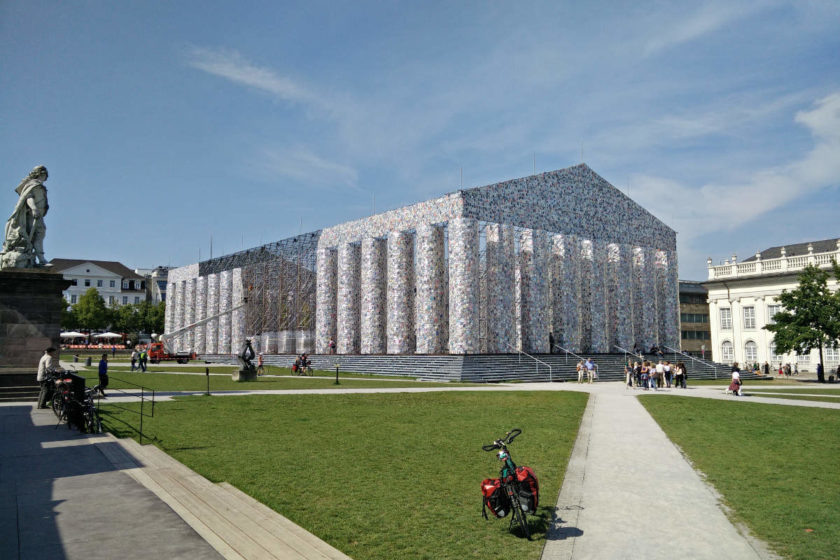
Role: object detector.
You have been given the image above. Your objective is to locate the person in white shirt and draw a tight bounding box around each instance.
[37,347,63,408]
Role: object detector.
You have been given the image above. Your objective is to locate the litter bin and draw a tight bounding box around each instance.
[85,356,92,367]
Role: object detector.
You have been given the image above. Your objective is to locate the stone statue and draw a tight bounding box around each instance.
[1,165,50,269]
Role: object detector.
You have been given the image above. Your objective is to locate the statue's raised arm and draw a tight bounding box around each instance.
[1,165,49,269]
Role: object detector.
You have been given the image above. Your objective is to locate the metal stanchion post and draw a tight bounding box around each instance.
[206,367,210,396]
[335,362,340,385]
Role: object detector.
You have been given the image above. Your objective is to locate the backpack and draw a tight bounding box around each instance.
[481,478,510,519]
[515,466,539,513]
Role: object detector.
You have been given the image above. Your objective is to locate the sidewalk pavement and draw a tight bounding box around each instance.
[542,384,781,560]
[0,403,223,560]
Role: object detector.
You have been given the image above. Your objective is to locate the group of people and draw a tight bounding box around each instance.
[624,360,688,390]
[292,353,312,373]
[130,347,148,372]
[575,358,599,383]
[36,347,109,408]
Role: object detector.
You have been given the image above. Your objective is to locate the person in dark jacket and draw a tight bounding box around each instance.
[98,353,109,397]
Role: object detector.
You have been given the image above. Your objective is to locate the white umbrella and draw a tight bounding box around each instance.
[94,332,123,339]
[60,331,86,338]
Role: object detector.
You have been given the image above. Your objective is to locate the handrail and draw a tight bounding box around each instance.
[614,345,643,363]
[502,342,552,382]
[90,375,156,443]
[662,345,719,379]
[553,344,585,364]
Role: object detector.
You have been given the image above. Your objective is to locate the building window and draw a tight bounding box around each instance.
[122,296,128,305]
[71,278,78,286]
[680,313,709,323]
[97,279,103,287]
[681,330,710,340]
[70,295,77,304]
[123,280,129,289]
[110,280,116,288]
[797,353,810,363]
[744,341,758,363]
[109,296,115,305]
[721,341,734,363]
[134,296,140,304]
[769,343,782,363]
[767,304,781,325]
[84,279,90,287]
[720,308,732,330]
[826,347,839,363]
[743,306,755,329]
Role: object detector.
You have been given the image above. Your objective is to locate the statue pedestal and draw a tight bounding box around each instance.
[0,269,71,368]
[232,367,258,382]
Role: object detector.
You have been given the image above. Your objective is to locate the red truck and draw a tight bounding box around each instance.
[147,341,196,364]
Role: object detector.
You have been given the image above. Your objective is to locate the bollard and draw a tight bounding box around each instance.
[205,367,210,396]
[335,363,340,385]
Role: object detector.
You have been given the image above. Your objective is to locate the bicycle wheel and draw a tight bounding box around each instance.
[509,491,530,539]
[88,408,103,434]
[51,393,65,419]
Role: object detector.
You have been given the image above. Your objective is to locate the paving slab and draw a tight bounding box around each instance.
[542,386,778,560]
[0,403,222,560]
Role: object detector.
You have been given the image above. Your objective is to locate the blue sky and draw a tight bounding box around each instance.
[2,1,838,280]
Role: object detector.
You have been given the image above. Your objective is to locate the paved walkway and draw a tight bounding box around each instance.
[4,379,837,559]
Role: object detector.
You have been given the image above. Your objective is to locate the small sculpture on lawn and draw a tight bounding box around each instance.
[1,165,51,269]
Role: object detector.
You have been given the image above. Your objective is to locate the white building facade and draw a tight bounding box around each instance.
[50,259,147,307]
[704,239,840,371]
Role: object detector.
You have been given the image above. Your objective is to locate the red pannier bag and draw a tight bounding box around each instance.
[481,478,510,519]
[515,466,539,514]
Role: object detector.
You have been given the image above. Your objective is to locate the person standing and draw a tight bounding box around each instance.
[139,347,147,372]
[98,353,109,397]
[585,358,596,384]
[663,361,672,388]
[257,352,265,375]
[576,360,584,383]
[37,347,63,408]
[130,348,138,372]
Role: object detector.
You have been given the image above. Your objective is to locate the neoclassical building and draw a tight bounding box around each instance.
[704,238,840,370]
[165,164,679,356]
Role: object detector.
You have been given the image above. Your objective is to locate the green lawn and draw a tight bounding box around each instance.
[640,396,840,560]
[749,388,840,395]
[745,394,840,404]
[79,371,468,392]
[101,391,588,560]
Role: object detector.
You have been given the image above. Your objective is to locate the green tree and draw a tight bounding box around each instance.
[60,298,77,330]
[134,300,165,335]
[112,302,141,333]
[764,261,840,382]
[74,288,110,332]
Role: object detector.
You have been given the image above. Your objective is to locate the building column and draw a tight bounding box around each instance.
[519,228,550,353]
[589,240,608,353]
[614,244,634,350]
[555,234,581,353]
[578,240,593,352]
[194,276,207,354]
[633,247,657,351]
[315,246,338,354]
[173,281,185,352]
[448,217,479,354]
[663,249,680,350]
[205,273,219,354]
[230,268,245,353]
[164,281,176,335]
[337,243,361,354]
[218,270,232,354]
[415,224,446,354]
[485,224,516,353]
[360,237,386,354]
[387,230,415,354]
[183,278,195,352]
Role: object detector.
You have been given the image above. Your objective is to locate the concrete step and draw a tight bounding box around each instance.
[116,437,350,560]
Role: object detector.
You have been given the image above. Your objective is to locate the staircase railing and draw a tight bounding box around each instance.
[553,344,585,364]
[503,342,553,382]
[662,345,719,379]
[614,345,643,364]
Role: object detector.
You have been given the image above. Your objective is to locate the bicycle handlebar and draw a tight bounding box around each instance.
[482,428,522,451]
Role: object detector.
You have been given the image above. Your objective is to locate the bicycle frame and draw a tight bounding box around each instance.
[482,429,531,539]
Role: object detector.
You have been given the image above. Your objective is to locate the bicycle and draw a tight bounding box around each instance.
[79,386,103,434]
[482,429,537,539]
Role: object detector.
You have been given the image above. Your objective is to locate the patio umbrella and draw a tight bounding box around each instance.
[94,332,123,339]
[60,331,86,338]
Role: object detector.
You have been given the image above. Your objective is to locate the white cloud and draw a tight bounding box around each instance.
[253,146,358,190]
[643,2,772,55]
[631,92,840,240]
[185,45,320,107]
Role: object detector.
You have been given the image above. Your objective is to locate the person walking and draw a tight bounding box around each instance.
[257,353,265,376]
[37,347,63,408]
[139,347,147,372]
[98,353,109,397]
[663,361,672,388]
[585,358,596,384]
[576,360,585,383]
[130,348,138,372]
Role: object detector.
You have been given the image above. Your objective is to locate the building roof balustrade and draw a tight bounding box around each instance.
[707,245,840,280]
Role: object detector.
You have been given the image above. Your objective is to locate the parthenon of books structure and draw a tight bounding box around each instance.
[165,164,679,355]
